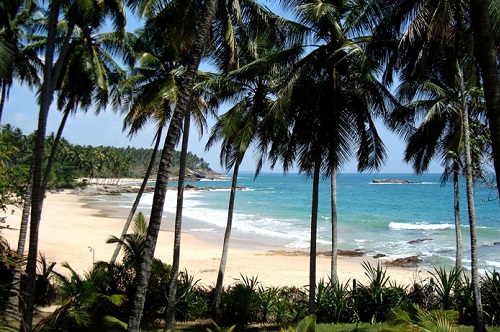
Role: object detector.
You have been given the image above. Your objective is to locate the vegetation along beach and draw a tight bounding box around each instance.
[1,0,500,331]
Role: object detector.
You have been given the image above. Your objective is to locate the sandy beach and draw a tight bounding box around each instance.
[1,190,430,288]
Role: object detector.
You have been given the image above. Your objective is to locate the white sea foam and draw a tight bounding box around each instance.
[388,222,453,230]
[485,260,500,268]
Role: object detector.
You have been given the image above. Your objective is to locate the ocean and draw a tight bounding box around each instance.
[93,172,499,273]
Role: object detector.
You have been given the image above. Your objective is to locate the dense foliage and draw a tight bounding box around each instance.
[2,230,500,331]
[0,125,213,191]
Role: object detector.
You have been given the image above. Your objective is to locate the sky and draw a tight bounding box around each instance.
[1,0,442,175]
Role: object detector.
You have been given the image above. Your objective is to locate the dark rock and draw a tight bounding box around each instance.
[373,253,387,259]
[372,179,421,184]
[408,238,433,244]
[384,256,422,267]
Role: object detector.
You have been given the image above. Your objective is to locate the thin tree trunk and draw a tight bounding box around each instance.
[211,157,242,316]
[4,164,32,327]
[330,166,338,283]
[462,97,486,332]
[452,162,463,270]
[41,108,70,193]
[165,115,191,331]
[470,0,500,200]
[0,81,6,123]
[111,127,163,264]
[126,1,218,330]
[309,162,320,314]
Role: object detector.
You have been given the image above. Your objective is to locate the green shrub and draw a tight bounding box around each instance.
[218,275,261,327]
[174,269,209,321]
[352,262,408,323]
[315,278,352,323]
[481,269,500,326]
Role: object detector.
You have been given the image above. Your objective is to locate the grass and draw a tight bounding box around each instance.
[155,321,500,332]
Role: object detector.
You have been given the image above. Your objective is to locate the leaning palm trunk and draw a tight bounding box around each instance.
[309,161,320,314]
[41,106,71,193]
[452,162,462,270]
[0,81,6,123]
[111,127,163,264]
[211,156,242,315]
[330,166,338,283]
[462,98,486,332]
[24,0,76,327]
[470,0,500,200]
[165,115,191,331]
[126,1,218,330]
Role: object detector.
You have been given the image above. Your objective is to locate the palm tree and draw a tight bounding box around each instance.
[269,0,398,313]
[369,2,488,329]
[204,7,302,313]
[126,0,218,330]
[23,0,125,328]
[469,0,500,201]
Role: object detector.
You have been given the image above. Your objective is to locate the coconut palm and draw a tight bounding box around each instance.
[204,6,304,314]
[126,0,218,329]
[23,0,126,328]
[369,2,489,329]
[205,73,273,315]
[269,0,398,313]
[469,0,500,200]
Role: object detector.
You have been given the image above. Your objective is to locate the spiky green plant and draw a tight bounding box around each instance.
[280,315,316,332]
[481,269,500,326]
[381,304,459,332]
[429,267,462,310]
[315,278,352,323]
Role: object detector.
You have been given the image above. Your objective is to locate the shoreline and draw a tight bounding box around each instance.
[2,190,431,288]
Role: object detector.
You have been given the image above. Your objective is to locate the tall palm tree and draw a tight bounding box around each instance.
[270,0,398,313]
[23,0,125,328]
[369,1,489,329]
[470,0,500,201]
[126,0,218,330]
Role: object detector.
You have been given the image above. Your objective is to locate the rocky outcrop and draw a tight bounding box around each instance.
[372,179,421,184]
[408,238,433,244]
[384,256,422,267]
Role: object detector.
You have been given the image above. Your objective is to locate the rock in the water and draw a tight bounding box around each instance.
[408,238,433,244]
[384,256,422,267]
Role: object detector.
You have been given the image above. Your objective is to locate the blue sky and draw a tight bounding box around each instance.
[2,0,442,174]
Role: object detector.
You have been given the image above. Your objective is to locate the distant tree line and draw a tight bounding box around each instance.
[0,125,212,194]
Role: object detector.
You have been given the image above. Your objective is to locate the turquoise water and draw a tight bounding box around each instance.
[103,172,499,272]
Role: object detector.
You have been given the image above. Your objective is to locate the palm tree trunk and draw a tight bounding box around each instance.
[5,164,33,327]
[470,0,500,200]
[309,161,320,314]
[110,127,163,264]
[462,97,486,332]
[41,107,70,193]
[0,81,6,123]
[23,2,60,328]
[126,1,218,330]
[165,114,191,331]
[330,166,338,283]
[452,162,463,270]
[211,157,242,316]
